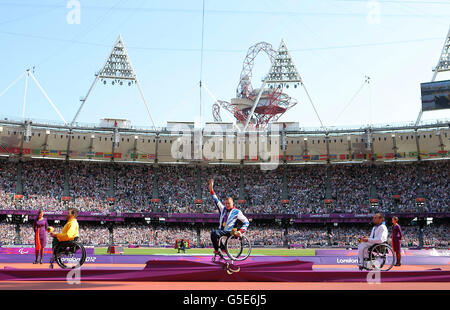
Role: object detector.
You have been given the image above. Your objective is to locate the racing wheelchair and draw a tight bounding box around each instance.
[361,242,395,272]
[212,230,252,273]
[49,237,86,269]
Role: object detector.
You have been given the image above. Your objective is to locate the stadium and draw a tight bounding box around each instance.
[0,1,448,295]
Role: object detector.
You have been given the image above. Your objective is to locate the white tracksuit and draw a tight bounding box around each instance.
[358,223,388,267]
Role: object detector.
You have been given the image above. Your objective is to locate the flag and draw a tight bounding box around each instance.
[384,153,394,159]
[104,153,113,158]
[59,150,67,156]
[40,150,49,156]
[95,152,103,158]
[113,153,122,159]
[49,150,59,156]
[319,154,328,161]
[7,147,21,154]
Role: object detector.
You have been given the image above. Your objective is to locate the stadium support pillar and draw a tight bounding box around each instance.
[281,165,288,200]
[369,165,378,212]
[283,227,288,248]
[416,162,424,213]
[108,164,115,212]
[63,161,70,198]
[108,223,114,246]
[196,226,201,246]
[392,134,398,159]
[14,224,21,245]
[418,219,425,249]
[414,129,421,161]
[63,130,72,203]
[238,160,245,201]
[154,134,160,164]
[196,165,202,202]
[15,160,23,195]
[65,130,72,162]
[326,224,333,247]
[325,166,332,213]
[325,133,330,164]
[152,165,159,211]
[437,130,445,151]
[347,135,352,160]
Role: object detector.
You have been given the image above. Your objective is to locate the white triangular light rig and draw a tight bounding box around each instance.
[99,35,136,84]
[244,39,324,130]
[415,26,450,126]
[266,39,303,90]
[71,34,156,129]
[433,27,450,76]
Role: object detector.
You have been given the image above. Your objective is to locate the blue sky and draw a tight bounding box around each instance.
[0,0,449,128]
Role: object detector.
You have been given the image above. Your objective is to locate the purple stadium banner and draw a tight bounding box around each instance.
[0,247,95,255]
[0,209,448,223]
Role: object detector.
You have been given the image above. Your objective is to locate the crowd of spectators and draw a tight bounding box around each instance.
[2,221,447,248]
[0,222,16,245]
[0,158,448,215]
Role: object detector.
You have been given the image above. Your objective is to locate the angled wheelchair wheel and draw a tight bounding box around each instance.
[369,243,395,272]
[55,241,86,269]
[225,235,251,261]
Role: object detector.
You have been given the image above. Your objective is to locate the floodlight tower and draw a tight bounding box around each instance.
[213,39,324,130]
[415,26,450,125]
[71,35,156,129]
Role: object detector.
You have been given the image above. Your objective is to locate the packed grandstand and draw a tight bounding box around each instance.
[0,155,448,249]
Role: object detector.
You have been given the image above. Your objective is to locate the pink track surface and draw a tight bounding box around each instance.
[0,262,449,290]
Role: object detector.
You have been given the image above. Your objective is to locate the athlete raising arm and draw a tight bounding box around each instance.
[208,179,250,256]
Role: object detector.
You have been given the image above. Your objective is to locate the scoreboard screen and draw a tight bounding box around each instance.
[421,79,450,111]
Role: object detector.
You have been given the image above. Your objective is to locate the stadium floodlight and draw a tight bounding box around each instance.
[134,135,138,140]
[416,26,450,125]
[0,126,3,132]
[91,134,95,138]
[45,130,50,135]
[303,137,308,141]
[24,121,32,142]
[391,134,395,137]
[71,34,156,130]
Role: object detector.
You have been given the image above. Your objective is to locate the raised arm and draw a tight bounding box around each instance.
[209,179,224,213]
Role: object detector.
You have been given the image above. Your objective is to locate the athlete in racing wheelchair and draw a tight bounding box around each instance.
[357,213,395,271]
[208,179,251,262]
[49,208,86,269]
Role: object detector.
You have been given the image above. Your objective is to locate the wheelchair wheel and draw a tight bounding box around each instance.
[369,243,395,271]
[225,235,251,261]
[55,241,86,269]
